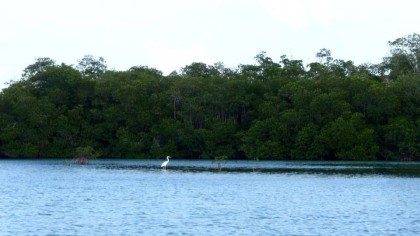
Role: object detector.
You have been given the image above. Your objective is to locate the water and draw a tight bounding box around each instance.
[1,160,420,235]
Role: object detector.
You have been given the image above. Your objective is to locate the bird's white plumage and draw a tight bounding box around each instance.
[161,156,171,168]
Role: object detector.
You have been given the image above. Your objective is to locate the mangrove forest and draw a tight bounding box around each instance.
[0,33,419,161]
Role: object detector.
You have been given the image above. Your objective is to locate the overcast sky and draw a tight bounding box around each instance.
[1,0,419,89]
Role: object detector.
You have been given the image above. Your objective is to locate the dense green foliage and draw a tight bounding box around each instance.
[1,34,419,160]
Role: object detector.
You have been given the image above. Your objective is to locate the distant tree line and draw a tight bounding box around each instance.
[0,34,419,161]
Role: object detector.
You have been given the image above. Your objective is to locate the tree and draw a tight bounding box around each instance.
[77,55,107,79]
[27,64,88,107]
[384,117,420,161]
[291,123,319,160]
[241,118,287,160]
[1,34,417,160]
[255,51,282,80]
[314,113,378,160]
[22,57,56,79]
[309,91,351,125]
[0,84,58,157]
[202,119,240,159]
[316,48,333,64]
[280,55,305,77]
[149,119,183,158]
[129,66,163,78]
[383,33,420,80]
[181,62,219,78]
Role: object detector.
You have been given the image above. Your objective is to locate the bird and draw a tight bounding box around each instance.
[161,156,171,169]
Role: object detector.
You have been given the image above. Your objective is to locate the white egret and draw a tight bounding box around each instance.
[161,156,171,169]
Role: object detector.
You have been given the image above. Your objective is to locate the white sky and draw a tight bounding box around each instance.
[1,0,419,89]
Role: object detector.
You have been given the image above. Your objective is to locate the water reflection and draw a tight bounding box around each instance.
[93,160,420,177]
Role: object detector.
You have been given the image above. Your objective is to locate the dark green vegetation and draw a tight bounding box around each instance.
[0,34,419,161]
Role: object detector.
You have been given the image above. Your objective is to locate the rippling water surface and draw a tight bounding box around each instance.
[1,160,419,235]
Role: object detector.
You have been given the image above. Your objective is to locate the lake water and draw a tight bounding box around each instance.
[1,160,420,235]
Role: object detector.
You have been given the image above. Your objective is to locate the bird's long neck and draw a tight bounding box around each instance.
[167,157,170,161]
